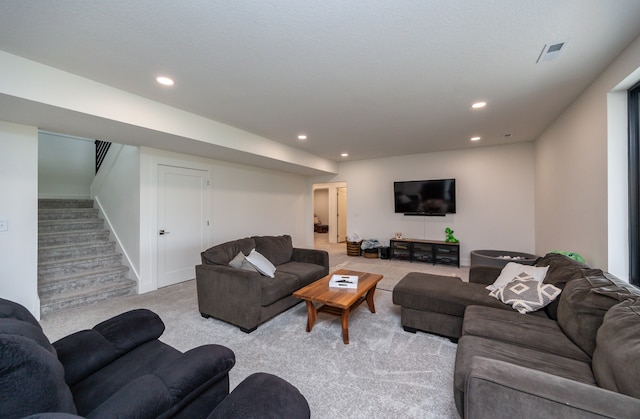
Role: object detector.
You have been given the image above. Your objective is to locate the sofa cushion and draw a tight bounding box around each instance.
[486,262,549,292]
[489,278,561,314]
[0,334,77,417]
[253,235,293,266]
[592,298,640,398]
[462,306,590,362]
[535,253,591,320]
[261,271,300,306]
[454,335,596,416]
[276,261,327,287]
[536,253,589,287]
[557,272,640,357]
[202,238,255,265]
[245,249,277,278]
[70,340,182,416]
[0,318,56,355]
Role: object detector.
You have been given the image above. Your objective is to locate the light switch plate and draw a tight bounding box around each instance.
[0,219,8,232]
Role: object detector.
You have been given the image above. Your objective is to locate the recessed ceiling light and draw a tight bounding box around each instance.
[470,136,481,141]
[156,76,174,86]
[341,153,349,157]
[471,102,486,109]
[297,134,307,140]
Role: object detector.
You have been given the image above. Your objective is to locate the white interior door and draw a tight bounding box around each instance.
[157,165,208,288]
[337,187,347,242]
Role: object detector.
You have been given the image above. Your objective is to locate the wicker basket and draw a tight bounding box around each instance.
[346,240,363,256]
[363,248,379,259]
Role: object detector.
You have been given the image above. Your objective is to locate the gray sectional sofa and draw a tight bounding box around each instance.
[393,253,640,418]
[196,235,329,332]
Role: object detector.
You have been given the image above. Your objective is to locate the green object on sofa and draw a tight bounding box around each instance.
[196,235,329,333]
[551,249,586,263]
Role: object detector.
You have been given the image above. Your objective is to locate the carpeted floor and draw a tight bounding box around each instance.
[40,238,466,418]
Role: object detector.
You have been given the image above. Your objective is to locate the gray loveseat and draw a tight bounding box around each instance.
[196,235,329,332]
[393,253,640,418]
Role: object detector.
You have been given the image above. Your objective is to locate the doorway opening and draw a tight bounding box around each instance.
[312,182,347,245]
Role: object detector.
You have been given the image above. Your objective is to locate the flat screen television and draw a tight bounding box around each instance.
[394,179,456,215]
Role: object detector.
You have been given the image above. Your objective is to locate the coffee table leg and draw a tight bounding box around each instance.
[305,301,317,332]
[341,309,349,344]
[365,287,377,313]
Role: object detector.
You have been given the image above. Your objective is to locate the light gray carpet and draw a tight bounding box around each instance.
[40,256,463,418]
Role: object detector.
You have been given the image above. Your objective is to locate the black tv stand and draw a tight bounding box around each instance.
[389,238,460,267]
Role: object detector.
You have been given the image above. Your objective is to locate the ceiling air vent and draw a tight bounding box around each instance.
[537,40,569,63]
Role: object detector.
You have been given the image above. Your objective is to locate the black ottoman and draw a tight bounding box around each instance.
[392,272,509,341]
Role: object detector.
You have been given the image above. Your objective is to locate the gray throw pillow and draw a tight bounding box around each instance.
[490,278,561,314]
[228,251,258,273]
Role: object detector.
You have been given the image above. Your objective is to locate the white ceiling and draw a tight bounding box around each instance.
[2,1,640,164]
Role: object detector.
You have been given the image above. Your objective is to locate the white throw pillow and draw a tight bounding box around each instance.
[486,262,549,292]
[228,251,258,272]
[245,249,276,278]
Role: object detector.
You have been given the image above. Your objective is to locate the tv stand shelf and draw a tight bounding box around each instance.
[389,238,460,268]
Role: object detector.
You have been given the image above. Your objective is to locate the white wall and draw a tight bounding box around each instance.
[313,189,329,225]
[313,142,536,265]
[38,132,94,198]
[0,121,39,316]
[91,144,141,285]
[138,147,309,293]
[535,35,640,272]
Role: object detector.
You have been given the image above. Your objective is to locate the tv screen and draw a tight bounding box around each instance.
[394,179,456,215]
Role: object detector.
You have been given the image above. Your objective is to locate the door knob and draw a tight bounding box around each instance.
[159,229,170,235]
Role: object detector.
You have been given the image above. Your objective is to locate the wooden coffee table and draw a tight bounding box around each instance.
[292,269,383,344]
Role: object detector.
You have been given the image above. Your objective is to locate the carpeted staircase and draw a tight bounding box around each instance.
[38,199,136,315]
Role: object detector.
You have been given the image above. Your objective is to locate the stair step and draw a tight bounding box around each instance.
[38,253,124,279]
[39,265,130,294]
[39,229,111,247]
[40,279,137,315]
[37,198,136,315]
[39,241,116,262]
[39,219,104,233]
[38,199,94,209]
[39,208,100,220]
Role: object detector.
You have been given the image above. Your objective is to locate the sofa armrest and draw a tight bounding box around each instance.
[468,266,502,285]
[208,372,310,419]
[86,345,235,419]
[53,309,165,386]
[465,357,640,419]
[195,264,264,330]
[292,248,329,271]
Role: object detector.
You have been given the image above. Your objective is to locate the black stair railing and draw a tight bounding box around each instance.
[95,140,112,174]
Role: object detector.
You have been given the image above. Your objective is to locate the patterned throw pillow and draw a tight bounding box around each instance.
[490,278,561,314]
